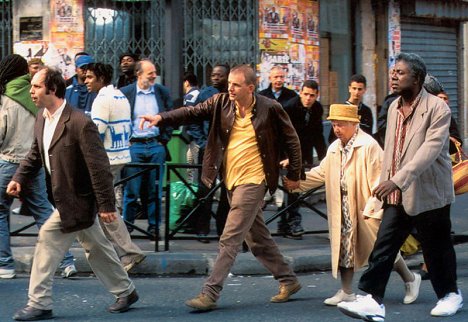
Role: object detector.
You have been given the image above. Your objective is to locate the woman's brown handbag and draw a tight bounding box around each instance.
[450,137,468,195]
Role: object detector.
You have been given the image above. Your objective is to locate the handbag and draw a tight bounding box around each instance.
[450,137,468,195]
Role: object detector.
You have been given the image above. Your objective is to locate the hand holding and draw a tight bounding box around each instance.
[372,180,398,201]
[139,114,162,130]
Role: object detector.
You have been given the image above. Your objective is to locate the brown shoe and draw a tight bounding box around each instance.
[108,290,139,313]
[122,254,146,272]
[185,293,217,311]
[270,281,302,303]
[13,306,53,321]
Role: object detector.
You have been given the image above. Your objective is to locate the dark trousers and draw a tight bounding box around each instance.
[359,204,457,300]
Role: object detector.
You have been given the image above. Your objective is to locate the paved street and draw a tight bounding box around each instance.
[1,248,468,322]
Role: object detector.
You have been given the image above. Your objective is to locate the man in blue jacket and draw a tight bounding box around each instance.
[120,59,173,239]
[65,55,97,113]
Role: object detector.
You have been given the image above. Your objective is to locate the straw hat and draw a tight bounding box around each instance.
[327,104,360,123]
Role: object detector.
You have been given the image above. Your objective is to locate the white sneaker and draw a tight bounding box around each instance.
[324,289,356,306]
[403,272,421,304]
[0,267,16,279]
[61,264,77,278]
[338,294,385,322]
[430,289,463,317]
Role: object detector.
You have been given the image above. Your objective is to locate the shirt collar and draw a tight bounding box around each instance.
[43,100,66,121]
[137,83,154,95]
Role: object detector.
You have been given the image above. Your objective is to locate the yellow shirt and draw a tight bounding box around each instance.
[224,97,265,190]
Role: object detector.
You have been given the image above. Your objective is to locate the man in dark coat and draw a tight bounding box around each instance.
[9,67,137,321]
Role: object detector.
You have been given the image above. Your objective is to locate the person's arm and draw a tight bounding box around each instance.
[390,102,451,192]
[79,119,116,214]
[90,95,109,141]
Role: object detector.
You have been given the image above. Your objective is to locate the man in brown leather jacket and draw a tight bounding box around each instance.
[140,65,302,311]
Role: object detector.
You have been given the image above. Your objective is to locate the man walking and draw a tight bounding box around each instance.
[0,54,76,280]
[140,64,302,311]
[281,80,326,239]
[120,59,173,239]
[338,53,462,321]
[85,62,146,272]
[8,67,138,321]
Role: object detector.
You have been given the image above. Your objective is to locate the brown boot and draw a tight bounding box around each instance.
[271,281,302,303]
[185,293,217,311]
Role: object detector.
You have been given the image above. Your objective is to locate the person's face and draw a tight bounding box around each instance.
[348,81,366,103]
[28,64,42,77]
[437,93,449,105]
[390,61,418,96]
[332,120,357,144]
[84,70,105,93]
[269,68,285,91]
[120,56,136,73]
[137,61,157,89]
[211,66,228,90]
[30,70,52,108]
[228,71,254,103]
[76,66,88,82]
[300,87,318,108]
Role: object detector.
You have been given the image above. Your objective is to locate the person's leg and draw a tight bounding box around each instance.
[27,211,77,310]
[285,192,304,238]
[0,161,17,273]
[358,205,413,302]
[414,204,458,299]
[244,196,297,285]
[146,142,166,230]
[100,165,144,260]
[215,183,229,236]
[201,184,265,301]
[76,217,135,297]
[123,144,144,225]
[340,267,354,294]
[23,168,75,270]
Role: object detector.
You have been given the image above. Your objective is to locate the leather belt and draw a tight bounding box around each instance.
[130,137,157,143]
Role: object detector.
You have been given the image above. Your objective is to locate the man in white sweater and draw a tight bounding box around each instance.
[85,63,146,272]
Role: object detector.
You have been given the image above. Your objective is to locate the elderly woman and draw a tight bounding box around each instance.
[284,104,420,306]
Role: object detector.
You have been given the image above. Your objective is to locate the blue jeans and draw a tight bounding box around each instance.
[123,141,166,228]
[0,160,74,269]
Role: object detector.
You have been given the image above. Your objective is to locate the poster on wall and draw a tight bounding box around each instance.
[258,0,319,91]
[388,0,401,68]
[13,0,85,80]
[50,0,85,79]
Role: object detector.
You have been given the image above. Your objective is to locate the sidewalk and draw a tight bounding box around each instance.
[9,192,468,276]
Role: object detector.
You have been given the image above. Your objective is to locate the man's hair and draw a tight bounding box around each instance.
[423,74,444,95]
[349,74,367,86]
[302,80,319,91]
[43,67,66,99]
[230,64,257,86]
[395,52,427,86]
[213,64,230,76]
[0,54,29,95]
[134,58,155,75]
[270,65,284,74]
[183,72,198,87]
[119,52,139,63]
[86,63,113,86]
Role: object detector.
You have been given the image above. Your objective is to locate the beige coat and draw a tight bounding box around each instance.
[296,129,382,278]
[383,88,454,215]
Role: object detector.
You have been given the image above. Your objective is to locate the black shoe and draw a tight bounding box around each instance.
[285,220,304,238]
[277,220,288,235]
[13,306,53,321]
[108,290,139,313]
[147,226,159,241]
[197,234,210,244]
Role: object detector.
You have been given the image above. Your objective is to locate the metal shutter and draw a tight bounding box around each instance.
[401,18,459,120]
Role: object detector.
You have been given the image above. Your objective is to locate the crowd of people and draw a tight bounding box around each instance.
[0,50,463,321]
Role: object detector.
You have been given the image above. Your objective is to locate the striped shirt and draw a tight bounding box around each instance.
[387,90,422,205]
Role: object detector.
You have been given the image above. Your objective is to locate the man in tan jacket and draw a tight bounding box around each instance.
[338,53,461,321]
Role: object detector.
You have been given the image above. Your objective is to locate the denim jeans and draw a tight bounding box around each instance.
[123,141,166,228]
[0,160,74,270]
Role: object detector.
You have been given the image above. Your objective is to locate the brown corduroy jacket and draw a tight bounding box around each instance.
[13,104,115,233]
